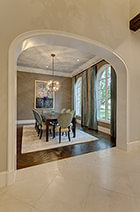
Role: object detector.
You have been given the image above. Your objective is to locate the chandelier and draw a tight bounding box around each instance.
[47,53,60,92]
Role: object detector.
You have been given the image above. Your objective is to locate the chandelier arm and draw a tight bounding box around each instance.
[47,53,60,92]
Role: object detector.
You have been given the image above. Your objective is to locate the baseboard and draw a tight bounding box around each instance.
[0,170,16,188]
[17,119,35,125]
[98,126,110,135]
[127,140,140,151]
[7,170,16,186]
[0,172,7,187]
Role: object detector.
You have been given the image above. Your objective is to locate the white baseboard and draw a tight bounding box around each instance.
[0,172,7,187]
[7,170,16,186]
[127,140,140,151]
[76,121,110,135]
[0,170,16,188]
[17,119,35,125]
[98,126,110,135]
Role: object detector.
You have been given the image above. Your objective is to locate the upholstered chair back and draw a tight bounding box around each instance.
[60,108,66,113]
[57,112,72,129]
[66,109,71,113]
[32,109,42,126]
[71,110,75,118]
[32,109,36,121]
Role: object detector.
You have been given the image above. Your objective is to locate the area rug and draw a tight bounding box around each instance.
[22,125,98,153]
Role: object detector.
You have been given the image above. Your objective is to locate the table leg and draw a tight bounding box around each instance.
[46,121,49,142]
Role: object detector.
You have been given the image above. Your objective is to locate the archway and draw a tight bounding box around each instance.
[8,30,128,184]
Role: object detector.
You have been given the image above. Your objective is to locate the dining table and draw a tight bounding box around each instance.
[41,112,76,142]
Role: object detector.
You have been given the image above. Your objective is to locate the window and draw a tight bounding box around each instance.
[75,77,82,116]
[97,66,111,122]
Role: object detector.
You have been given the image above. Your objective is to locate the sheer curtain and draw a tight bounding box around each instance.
[88,65,98,130]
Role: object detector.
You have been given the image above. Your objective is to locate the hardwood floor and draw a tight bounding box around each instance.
[17,125,116,169]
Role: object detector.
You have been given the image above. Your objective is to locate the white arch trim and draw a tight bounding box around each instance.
[8,30,128,185]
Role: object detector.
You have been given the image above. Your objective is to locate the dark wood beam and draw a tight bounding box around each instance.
[130,13,140,31]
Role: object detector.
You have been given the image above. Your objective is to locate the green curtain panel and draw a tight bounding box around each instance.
[81,70,88,126]
[88,66,98,130]
[111,67,117,138]
[72,76,76,110]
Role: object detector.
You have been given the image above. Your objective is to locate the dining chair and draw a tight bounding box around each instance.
[32,109,53,139]
[61,109,76,137]
[55,112,72,143]
[71,110,75,118]
[60,108,71,136]
[66,109,71,112]
[69,110,76,137]
[32,109,40,135]
[60,108,66,113]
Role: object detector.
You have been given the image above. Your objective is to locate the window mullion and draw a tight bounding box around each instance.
[98,81,100,119]
[105,71,108,121]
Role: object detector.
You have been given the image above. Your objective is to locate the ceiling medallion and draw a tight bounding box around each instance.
[47,53,60,92]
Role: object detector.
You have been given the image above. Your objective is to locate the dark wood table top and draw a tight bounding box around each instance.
[41,112,60,122]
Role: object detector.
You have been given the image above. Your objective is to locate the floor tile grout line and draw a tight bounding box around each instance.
[32,173,58,206]
[1,174,58,209]
[95,183,138,199]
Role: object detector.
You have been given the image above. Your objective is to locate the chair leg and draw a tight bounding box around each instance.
[35,122,37,130]
[40,127,43,139]
[53,125,55,138]
[59,127,61,143]
[36,124,40,136]
[38,127,40,136]
[68,127,71,142]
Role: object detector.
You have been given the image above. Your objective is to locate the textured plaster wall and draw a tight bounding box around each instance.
[130,0,140,19]
[0,0,140,171]
[17,71,72,120]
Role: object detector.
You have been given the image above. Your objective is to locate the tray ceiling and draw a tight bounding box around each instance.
[17,44,96,74]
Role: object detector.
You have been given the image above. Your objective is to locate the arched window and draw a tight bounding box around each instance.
[75,77,82,116]
[97,65,111,122]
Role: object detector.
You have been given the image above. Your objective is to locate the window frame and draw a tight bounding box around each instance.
[75,77,82,117]
[97,65,111,123]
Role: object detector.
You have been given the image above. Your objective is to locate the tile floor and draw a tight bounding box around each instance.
[1,147,140,211]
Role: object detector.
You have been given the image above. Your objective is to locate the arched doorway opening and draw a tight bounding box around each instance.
[8,30,128,184]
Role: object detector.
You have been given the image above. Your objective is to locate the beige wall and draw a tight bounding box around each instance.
[17,71,72,120]
[130,0,140,19]
[0,0,140,172]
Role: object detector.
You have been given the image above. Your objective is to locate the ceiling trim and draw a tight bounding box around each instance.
[17,56,102,78]
[17,66,72,78]
[72,56,102,76]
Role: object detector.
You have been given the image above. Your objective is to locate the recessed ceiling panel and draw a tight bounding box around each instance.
[17,44,95,73]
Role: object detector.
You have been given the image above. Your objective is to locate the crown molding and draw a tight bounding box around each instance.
[18,56,102,78]
[17,66,72,78]
[71,56,102,77]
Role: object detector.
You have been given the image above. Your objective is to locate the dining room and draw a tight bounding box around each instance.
[16,44,116,169]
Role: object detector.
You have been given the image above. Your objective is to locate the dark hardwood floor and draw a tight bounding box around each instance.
[17,125,116,169]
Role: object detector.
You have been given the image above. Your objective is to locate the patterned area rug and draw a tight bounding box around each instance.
[22,125,98,153]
